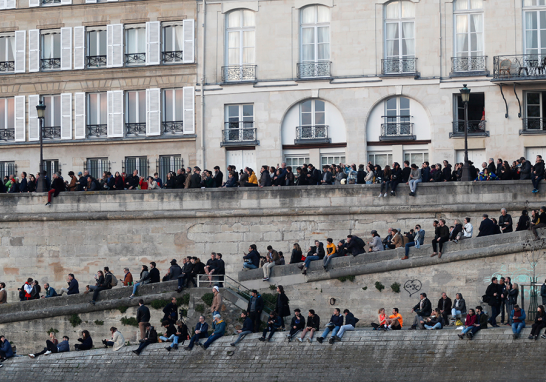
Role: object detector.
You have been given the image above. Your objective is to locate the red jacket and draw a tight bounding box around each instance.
[464,314,476,327]
[139,179,148,190]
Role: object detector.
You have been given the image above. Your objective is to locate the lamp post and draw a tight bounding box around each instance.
[36,102,47,192]
[459,84,472,181]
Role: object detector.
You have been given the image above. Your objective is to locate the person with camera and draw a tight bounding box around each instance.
[258,311,282,342]
[409,293,432,330]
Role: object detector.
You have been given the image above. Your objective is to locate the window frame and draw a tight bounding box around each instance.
[125,90,146,124]
[0,33,15,65]
[87,92,107,127]
[41,94,61,128]
[300,5,330,63]
[0,97,14,130]
[162,22,184,63]
[162,88,184,123]
[383,1,415,60]
[453,0,484,58]
[523,2,546,56]
[41,30,61,60]
[225,9,256,66]
[86,27,107,58]
[299,99,325,127]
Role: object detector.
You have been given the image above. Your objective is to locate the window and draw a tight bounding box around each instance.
[224,10,255,81]
[43,160,60,178]
[224,104,254,142]
[383,97,412,136]
[454,0,483,59]
[125,26,146,65]
[158,155,182,182]
[453,93,485,133]
[368,153,393,167]
[163,89,184,133]
[0,161,15,180]
[404,152,429,165]
[284,156,309,167]
[125,156,148,178]
[87,92,107,137]
[126,90,146,135]
[384,1,415,74]
[0,98,14,130]
[524,91,546,130]
[163,24,184,63]
[86,158,109,179]
[299,5,330,78]
[87,28,107,68]
[298,99,326,139]
[524,0,546,56]
[321,155,345,166]
[41,30,61,70]
[0,34,14,72]
[41,95,61,139]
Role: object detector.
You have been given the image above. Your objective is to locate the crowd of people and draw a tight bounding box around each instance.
[1,154,544,206]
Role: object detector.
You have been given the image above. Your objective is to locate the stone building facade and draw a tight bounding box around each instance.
[0,0,197,181]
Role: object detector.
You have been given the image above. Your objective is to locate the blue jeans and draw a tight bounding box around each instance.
[409,178,421,192]
[304,255,320,269]
[243,263,258,269]
[323,253,340,268]
[380,181,391,193]
[461,326,473,334]
[512,322,525,334]
[425,323,442,330]
[451,309,462,318]
[187,332,208,349]
[404,242,415,257]
[366,181,373,184]
[203,334,221,349]
[533,176,543,190]
[160,334,179,347]
[232,330,252,345]
[321,326,340,338]
[132,282,140,295]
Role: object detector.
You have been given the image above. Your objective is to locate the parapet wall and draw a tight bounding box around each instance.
[0,181,543,302]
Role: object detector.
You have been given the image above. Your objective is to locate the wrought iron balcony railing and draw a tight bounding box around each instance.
[451,56,487,73]
[162,51,183,63]
[42,0,61,4]
[0,61,14,72]
[162,121,184,134]
[0,128,15,141]
[126,122,146,135]
[42,126,61,139]
[221,65,257,82]
[380,121,415,141]
[493,54,546,80]
[87,55,107,68]
[222,121,257,145]
[450,120,489,137]
[295,125,330,144]
[87,124,107,138]
[41,58,61,70]
[125,53,146,65]
[297,61,331,79]
[521,118,546,134]
[381,57,417,75]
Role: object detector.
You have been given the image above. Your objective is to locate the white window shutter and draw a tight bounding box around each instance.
[107,24,123,68]
[182,19,194,63]
[74,26,85,70]
[61,27,72,70]
[183,86,194,133]
[29,0,39,7]
[146,88,161,136]
[61,93,72,139]
[29,29,40,73]
[0,0,6,10]
[6,0,14,7]
[107,90,124,137]
[61,0,71,4]
[74,92,86,139]
[14,96,25,142]
[14,30,25,73]
[28,95,40,141]
[146,21,161,66]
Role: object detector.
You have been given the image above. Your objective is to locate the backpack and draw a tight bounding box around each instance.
[109,273,118,287]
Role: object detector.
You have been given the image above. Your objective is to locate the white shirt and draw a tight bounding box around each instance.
[463,223,473,238]
[24,283,33,294]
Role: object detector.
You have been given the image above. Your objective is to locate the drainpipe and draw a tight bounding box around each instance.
[200,0,207,168]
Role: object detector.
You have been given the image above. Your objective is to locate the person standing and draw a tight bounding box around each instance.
[431,219,449,258]
[437,292,452,326]
[136,299,151,340]
[210,286,223,316]
[485,277,501,327]
[275,285,290,330]
[247,290,264,332]
[506,283,519,325]
[532,155,545,193]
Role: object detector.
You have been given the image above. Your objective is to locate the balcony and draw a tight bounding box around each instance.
[221,65,257,83]
[87,124,107,138]
[162,51,183,64]
[450,56,488,77]
[41,58,61,71]
[87,55,107,68]
[42,0,60,4]
[125,53,146,66]
[42,126,61,140]
[0,128,15,141]
[493,54,546,81]
[520,118,546,135]
[294,125,330,145]
[221,122,258,147]
[296,61,331,79]
[0,61,14,73]
[381,57,417,76]
[162,121,184,134]
[449,120,489,138]
[380,120,415,141]
[126,122,146,136]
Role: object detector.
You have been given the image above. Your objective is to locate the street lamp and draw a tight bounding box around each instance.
[36,102,47,192]
[459,84,472,181]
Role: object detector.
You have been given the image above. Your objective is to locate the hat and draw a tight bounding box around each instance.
[194,166,201,171]
[371,230,378,235]
[170,259,177,265]
[213,286,219,292]
[78,172,82,176]
[213,314,221,319]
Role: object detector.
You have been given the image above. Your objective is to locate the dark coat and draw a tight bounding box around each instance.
[321,171,333,185]
[307,168,321,185]
[499,214,513,233]
[344,312,359,327]
[19,178,28,192]
[67,278,79,295]
[437,297,452,313]
[347,236,365,256]
[189,173,202,188]
[421,167,431,182]
[51,177,66,197]
[329,314,344,327]
[260,171,272,187]
[149,268,160,283]
[175,173,187,188]
[401,166,411,183]
[162,302,178,322]
[126,175,139,189]
[241,316,254,332]
[77,336,93,350]
[520,160,532,180]
[213,171,223,188]
[485,283,501,307]
[276,293,290,317]
[137,304,151,323]
[442,165,452,181]
[290,249,303,264]
[243,250,260,268]
[168,264,183,280]
[487,162,496,176]
[477,218,496,237]
[413,298,432,317]
[247,295,264,313]
[290,314,306,330]
[306,314,320,330]
[190,262,205,277]
[356,170,366,184]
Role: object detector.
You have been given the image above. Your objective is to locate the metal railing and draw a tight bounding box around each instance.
[221,65,257,82]
[162,121,184,134]
[195,274,225,288]
[125,53,146,65]
[162,51,183,63]
[0,128,15,141]
[222,123,256,143]
[452,120,487,134]
[42,126,61,139]
[41,58,61,70]
[380,122,414,137]
[87,55,107,68]
[0,61,14,72]
[522,118,546,132]
[224,275,276,314]
[381,57,417,75]
[42,0,61,3]
[126,122,146,135]
[451,56,487,73]
[297,61,331,78]
[296,125,328,140]
[87,124,107,138]
[493,54,546,80]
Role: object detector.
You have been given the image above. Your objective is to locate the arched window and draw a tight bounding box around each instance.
[383,1,415,74]
[384,96,412,137]
[224,10,255,82]
[453,0,484,72]
[299,5,330,78]
[523,0,546,56]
